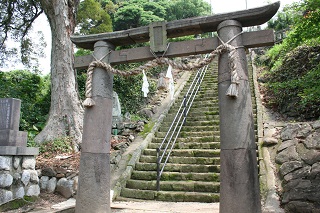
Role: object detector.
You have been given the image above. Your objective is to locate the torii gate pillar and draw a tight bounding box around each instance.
[217,20,261,213]
[75,41,114,213]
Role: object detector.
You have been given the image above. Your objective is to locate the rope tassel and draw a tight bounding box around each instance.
[225,46,240,98]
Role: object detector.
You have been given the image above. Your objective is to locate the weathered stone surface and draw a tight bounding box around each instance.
[303,131,320,149]
[0,189,12,205]
[283,166,311,182]
[21,170,30,186]
[0,130,27,146]
[262,137,278,146]
[29,170,39,184]
[0,174,13,187]
[279,161,304,178]
[76,152,111,213]
[296,123,312,138]
[13,156,21,170]
[311,120,320,129]
[277,139,297,152]
[41,167,57,177]
[276,146,300,164]
[301,150,320,165]
[285,201,315,213]
[264,126,277,138]
[56,178,73,198]
[0,98,21,130]
[26,184,40,196]
[12,173,21,184]
[0,156,11,171]
[22,156,36,170]
[280,124,300,141]
[40,176,49,190]
[47,177,57,193]
[13,186,25,199]
[309,162,320,179]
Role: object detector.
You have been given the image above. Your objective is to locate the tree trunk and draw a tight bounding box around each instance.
[35,0,83,147]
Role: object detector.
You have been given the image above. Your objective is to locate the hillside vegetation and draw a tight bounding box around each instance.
[256,0,320,120]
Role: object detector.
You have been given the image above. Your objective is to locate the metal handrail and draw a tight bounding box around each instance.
[156,56,210,191]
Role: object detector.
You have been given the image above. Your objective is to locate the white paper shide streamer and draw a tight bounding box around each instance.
[142,70,149,97]
[166,65,174,100]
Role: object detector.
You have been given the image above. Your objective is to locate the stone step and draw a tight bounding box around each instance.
[135,162,220,173]
[126,180,220,193]
[161,120,220,127]
[144,149,220,157]
[158,125,219,133]
[131,171,220,182]
[139,156,220,165]
[120,188,220,202]
[148,141,220,149]
[155,131,219,138]
[152,136,220,143]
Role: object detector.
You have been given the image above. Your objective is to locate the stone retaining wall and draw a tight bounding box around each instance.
[262,120,320,212]
[0,155,40,204]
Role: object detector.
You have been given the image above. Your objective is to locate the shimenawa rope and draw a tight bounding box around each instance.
[83,34,242,107]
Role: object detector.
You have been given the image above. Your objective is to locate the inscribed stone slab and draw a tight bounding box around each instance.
[0,98,21,130]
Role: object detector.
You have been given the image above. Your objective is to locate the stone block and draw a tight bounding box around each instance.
[13,156,21,170]
[56,178,73,198]
[22,156,36,170]
[0,130,27,146]
[0,174,13,188]
[29,170,39,184]
[0,156,11,170]
[40,176,49,190]
[0,147,17,155]
[0,189,13,205]
[13,186,25,199]
[21,170,31,186]
[0,98,21,131]
[16,147,39,156]
[279,161,303,177]
[276,146,300,164]
[47,177,57,193]
[26,184,40,196]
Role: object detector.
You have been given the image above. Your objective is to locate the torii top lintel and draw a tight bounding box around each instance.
[71,2,280,50]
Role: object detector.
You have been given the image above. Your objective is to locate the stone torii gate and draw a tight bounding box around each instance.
[71,2,279,213]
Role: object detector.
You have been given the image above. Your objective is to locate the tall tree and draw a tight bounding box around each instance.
[34,0,83,146]
[0,0,84,146]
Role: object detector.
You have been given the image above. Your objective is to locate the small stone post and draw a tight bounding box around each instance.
[217,20,261,213]
[75,41,114,213]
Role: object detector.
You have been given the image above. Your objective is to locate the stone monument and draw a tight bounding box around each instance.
[0,98,39,205]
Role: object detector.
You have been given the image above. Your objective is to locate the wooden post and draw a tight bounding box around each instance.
[217,20,261,213]
[75,41,114,213]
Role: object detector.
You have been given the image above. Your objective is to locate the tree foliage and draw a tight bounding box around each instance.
[0,70,50,136]
[113,0,210,31]
[0,0,45,72]
[267,9,294,31]
[76,0,113,35]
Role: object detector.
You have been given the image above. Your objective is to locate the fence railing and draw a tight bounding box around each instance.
[156,57,210,191]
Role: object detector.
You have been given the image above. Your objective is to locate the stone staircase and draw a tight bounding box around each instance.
[120,61,222,202]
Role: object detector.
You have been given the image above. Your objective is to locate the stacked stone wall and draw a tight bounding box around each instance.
[0,155,39,204]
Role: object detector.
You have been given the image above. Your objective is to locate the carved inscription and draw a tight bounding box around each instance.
[0,99,11,130]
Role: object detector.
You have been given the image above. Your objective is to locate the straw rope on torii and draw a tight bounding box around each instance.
[83,33,242,107]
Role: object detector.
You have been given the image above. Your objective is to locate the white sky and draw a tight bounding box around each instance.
[5,0,298,75]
